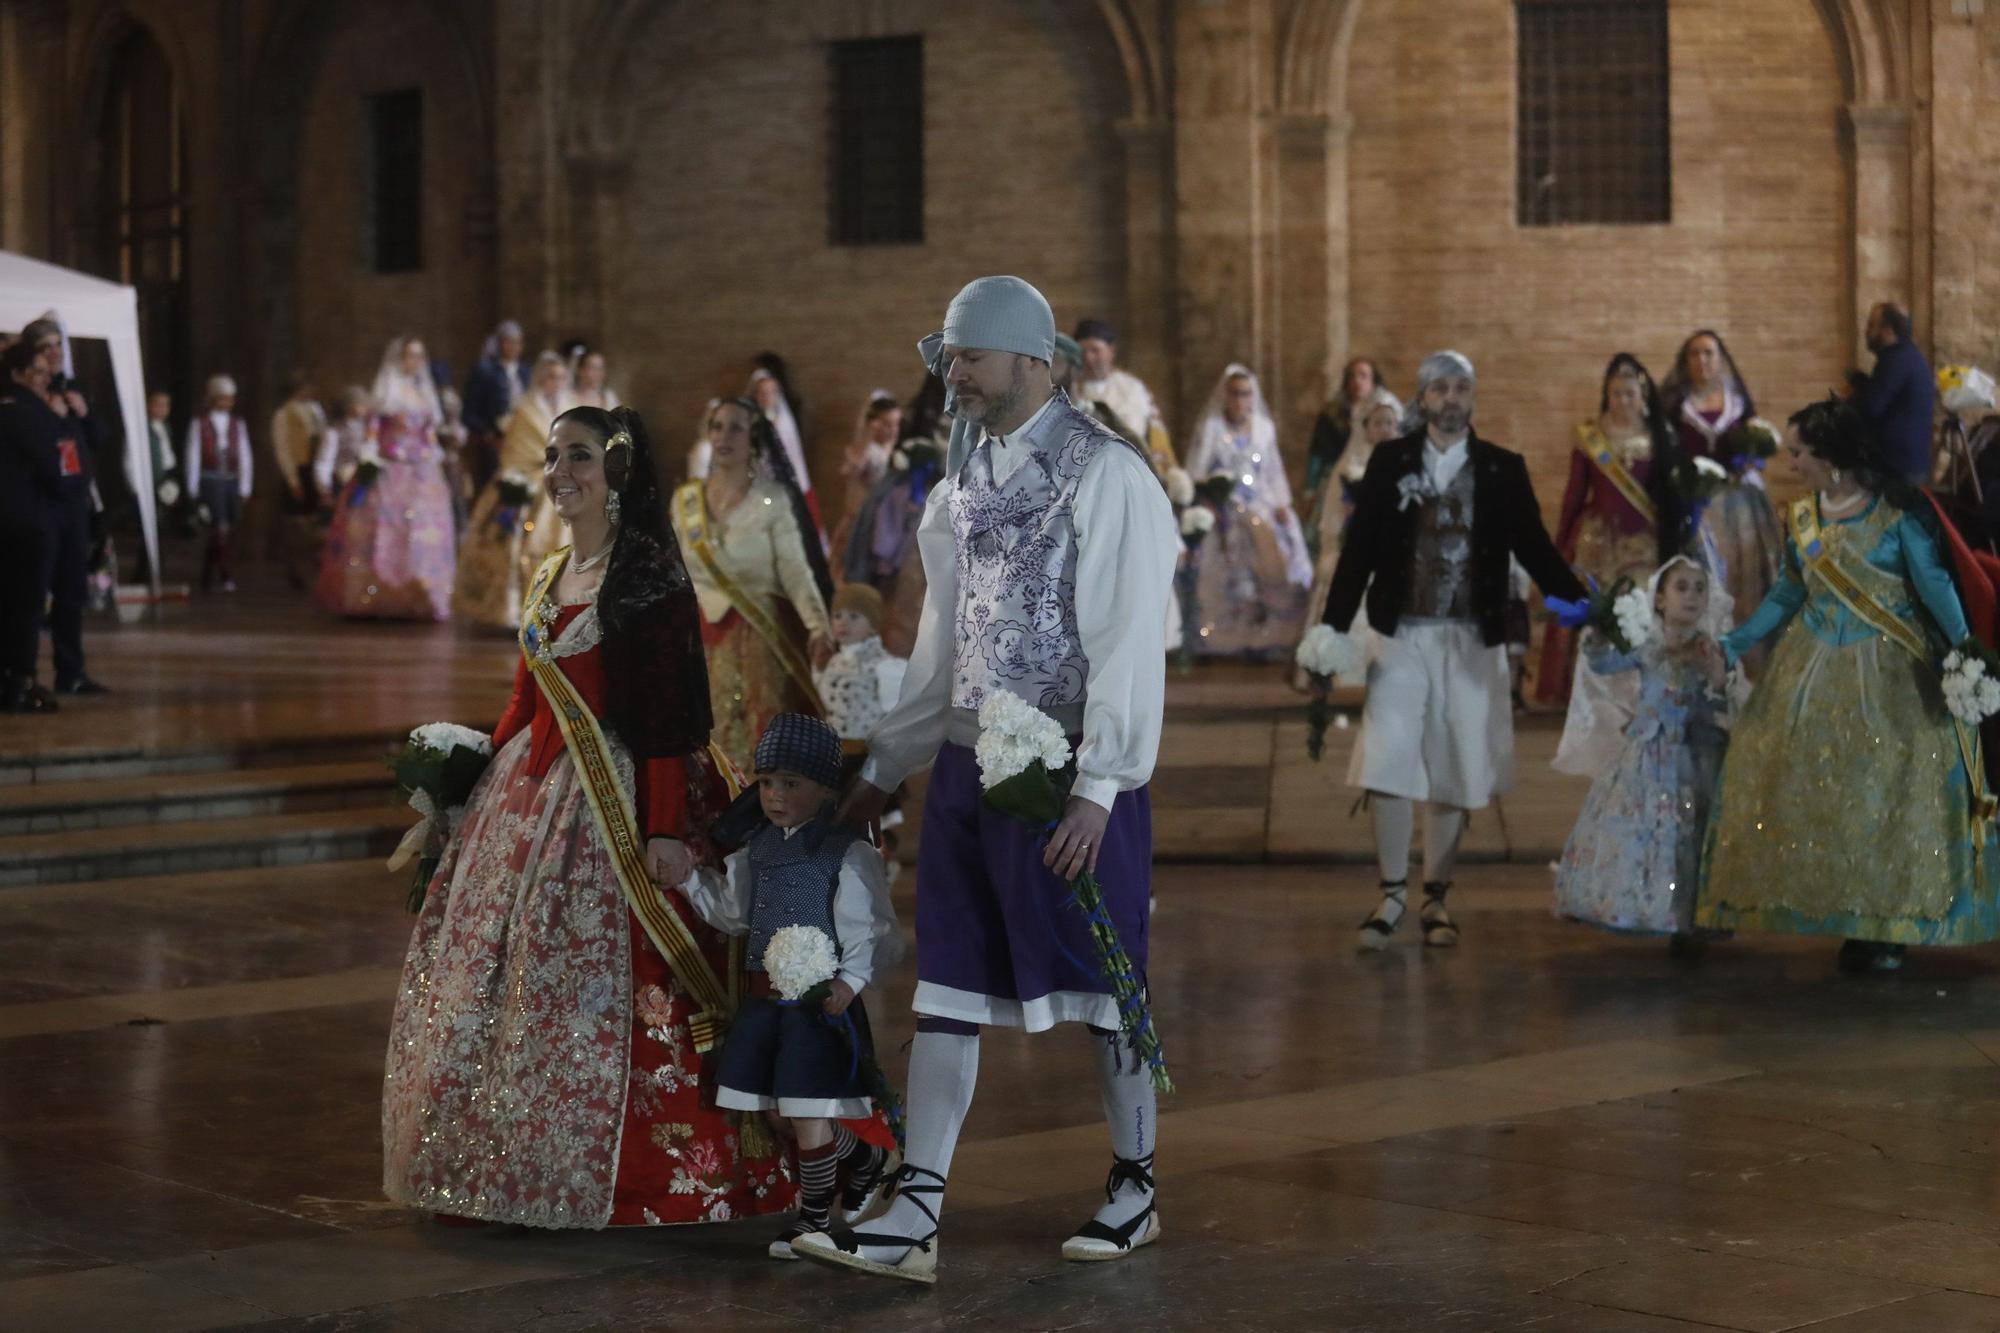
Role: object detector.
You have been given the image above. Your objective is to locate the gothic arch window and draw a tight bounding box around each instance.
[1516,0,1671,226]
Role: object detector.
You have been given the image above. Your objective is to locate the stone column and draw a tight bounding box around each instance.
[1170,0,1275,433]
[1841,102,1914,365]
[1116,114,1177,432]
[1272,110,1351,456]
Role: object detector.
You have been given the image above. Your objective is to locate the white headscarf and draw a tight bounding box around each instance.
[748,368,812,494]
[1191,363,1312,588]
[1552,555,1742,778]
[371,336,444,422]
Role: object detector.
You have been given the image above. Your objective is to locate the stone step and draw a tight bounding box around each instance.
[0,806,412,888]
[0,731,401,788]
[0,760,394,835]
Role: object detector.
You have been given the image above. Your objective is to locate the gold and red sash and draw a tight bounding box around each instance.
[518,549,735,1051]
[1577,423,1656,526]
[673,482,825,712]
[1788,498,1997,833]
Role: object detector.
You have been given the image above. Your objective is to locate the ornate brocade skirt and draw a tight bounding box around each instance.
[382,731,794,1227]
[1698,627,2000,944]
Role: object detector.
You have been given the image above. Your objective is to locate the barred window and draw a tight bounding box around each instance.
[368,89,424,272]
[1516,1,1670,226]
[829,36,924,246]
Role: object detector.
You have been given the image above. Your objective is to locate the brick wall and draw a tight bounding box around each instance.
[294,3,491,406]
[602,0,1129,521]
[1344,0,1848,511]
[1931,6,2000,376]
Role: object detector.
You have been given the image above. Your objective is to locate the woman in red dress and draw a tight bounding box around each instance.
[382,404,798,1228]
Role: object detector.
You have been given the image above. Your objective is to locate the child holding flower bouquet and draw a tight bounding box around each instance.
[1553,558,1741,946]
[674,713,900,1261]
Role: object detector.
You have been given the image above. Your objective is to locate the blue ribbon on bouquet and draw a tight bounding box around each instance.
[495,504,519,536]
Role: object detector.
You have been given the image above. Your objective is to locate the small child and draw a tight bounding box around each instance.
[814,584,910,867]
[676,713,901,1260]
[1552,557,1739,949]
[182,374,254,592]
[313,386,374,504]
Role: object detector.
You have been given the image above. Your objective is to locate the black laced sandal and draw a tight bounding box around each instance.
[1420,881,1460,948]
[791,1164,943,1285]
[767,1214,826,1261]
[1357,879,1408,952]
[1062,1151,1161,1261]
[838,1144,899,1225]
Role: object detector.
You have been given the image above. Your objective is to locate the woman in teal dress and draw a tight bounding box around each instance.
[1698,399,1999,972]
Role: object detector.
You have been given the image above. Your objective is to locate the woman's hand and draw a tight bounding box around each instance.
[822,979,857,1017]
[645,837,694,888]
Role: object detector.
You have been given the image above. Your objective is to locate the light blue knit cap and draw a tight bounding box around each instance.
[918,276,1056,375]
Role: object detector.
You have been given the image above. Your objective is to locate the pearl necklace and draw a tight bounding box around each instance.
[572,531,617,572]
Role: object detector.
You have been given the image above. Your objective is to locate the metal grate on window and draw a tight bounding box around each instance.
[368,89,424,273]
[1516,1,1670,226]
[829,36,924,246]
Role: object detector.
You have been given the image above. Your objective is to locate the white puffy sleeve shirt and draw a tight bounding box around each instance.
[679,835,902,994]
[862,416,1178,813]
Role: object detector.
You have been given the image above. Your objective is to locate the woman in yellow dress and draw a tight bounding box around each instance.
[454,351,573,628]
[671,395,835,773]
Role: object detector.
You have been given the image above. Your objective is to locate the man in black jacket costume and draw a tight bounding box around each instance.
[1321,350,1585,949]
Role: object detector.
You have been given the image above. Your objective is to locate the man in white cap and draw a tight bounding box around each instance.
[801,276,1177,1283]
[1319,351,1584,951]
[183,373,255,593]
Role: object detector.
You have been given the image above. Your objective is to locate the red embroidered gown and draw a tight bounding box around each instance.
[382,598,796,1227]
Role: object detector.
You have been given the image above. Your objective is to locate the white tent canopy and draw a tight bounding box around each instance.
[0,250,158,591]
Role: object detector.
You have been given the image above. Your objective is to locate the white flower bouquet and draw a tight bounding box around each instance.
[972,692,1172,1093]
[1165,467,1196,508]
[387,723,494,913]
[1293,625,1365,760]
[1178,505,1216,547]
[1545,576,1649,657]
[1610,586,1656,653]
[1941,645,2000,726]
[759,924,906,1148]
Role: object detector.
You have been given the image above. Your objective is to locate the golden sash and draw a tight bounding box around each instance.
[1788,498,1996,833]
[1787,499,1929,661]
[673,482,825,712]
[519,549,734,1052]
[1578,424,1656,526]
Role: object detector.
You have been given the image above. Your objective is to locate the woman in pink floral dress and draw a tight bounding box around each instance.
[317,335,457,619]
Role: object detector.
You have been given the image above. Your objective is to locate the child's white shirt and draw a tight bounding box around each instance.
[677,827,901,994]
[813,635,909,741]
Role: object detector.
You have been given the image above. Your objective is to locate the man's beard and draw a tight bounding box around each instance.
[1422,404,1471,435]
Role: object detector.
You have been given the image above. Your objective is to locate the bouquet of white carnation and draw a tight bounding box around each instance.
[1165,467,1196,508]
[759,924,906,1148]
[973,693,1172,1093]
[1941,646,2000,726]
[1610,586,1656,653]
[1293,626,1365,760]
[387,723,494,913]
[1178,505,1216,547]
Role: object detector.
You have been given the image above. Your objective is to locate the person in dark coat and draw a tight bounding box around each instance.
[460,319,528,493]
[0,340,63,712]
[1320,349,1585,951]
[1849,301,1936,486]
[18,318,105,696]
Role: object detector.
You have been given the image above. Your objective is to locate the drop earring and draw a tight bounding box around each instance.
[606,490,622,524]
[1830,467,1842,488]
